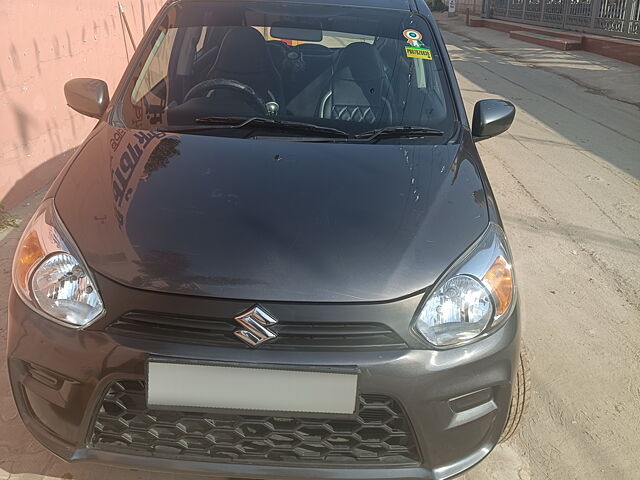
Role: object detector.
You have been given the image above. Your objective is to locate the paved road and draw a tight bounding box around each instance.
[1,25,639,480]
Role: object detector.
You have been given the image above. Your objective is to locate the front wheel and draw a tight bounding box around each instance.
[499,344,531,443]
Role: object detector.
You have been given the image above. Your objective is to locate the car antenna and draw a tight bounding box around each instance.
[118,1,137,59]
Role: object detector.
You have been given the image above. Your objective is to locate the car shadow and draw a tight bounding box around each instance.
[1,149,75,210]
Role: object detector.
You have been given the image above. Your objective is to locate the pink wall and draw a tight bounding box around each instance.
[0,0,165,209]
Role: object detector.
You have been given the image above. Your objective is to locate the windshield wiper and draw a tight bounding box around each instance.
[355,126,444,143]
[158,116,349,138]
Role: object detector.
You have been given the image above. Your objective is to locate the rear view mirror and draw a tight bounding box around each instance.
[270,24,323,42]
[64,78,109,119]
[472,99,515,141]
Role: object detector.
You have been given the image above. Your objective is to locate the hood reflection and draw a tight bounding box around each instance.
[110,129,179,228]
[56,125,489,302]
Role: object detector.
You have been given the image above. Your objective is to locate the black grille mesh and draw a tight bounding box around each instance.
[90,380,420,466]
[107,311,407,350]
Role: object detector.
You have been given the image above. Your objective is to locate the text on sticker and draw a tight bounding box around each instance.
[405,47,432,60]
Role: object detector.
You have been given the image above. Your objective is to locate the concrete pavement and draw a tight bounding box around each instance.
[442,22,640,480]
[1,23,639,480]
[435,12,640,108]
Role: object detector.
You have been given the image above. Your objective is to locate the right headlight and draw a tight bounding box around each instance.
[11,199,105,328]
[414,223,516,348]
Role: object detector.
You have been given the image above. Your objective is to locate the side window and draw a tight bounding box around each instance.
[413,57,444,97]
[193,27,214,63]
[195,27,208,53]
[131,29,178,103]
[411,55,447,123]
[413,58,427,89]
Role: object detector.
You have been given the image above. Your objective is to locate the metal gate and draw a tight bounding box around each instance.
[491,0,640,39]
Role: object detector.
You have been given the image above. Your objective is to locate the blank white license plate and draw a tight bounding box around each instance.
[147,362,358,414]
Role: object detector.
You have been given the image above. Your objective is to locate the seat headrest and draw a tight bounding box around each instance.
[334,42,386,82]
[213,27,271,74]
[298,43,332,56]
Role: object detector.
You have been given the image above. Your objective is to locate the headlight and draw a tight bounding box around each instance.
[12,199,105,327]
[414,223,515,347]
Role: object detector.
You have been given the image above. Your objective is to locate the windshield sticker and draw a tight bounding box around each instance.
[405,46,432,59]
[403,29,432,60]
[403,29,424,47]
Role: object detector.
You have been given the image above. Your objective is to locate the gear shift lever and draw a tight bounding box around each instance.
[266,102,280,116]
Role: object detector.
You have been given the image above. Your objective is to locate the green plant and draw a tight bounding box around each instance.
[0,204,18,231]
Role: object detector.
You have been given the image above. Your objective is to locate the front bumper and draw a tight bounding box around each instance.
[7,278,520,480]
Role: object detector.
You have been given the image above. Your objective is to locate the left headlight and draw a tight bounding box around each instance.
[414,223,516,348]
[12,199,105,327]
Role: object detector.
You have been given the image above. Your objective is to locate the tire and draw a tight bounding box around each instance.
[499,344,531,443]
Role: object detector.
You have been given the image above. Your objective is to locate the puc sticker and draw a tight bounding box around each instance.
[403,29,433,60]
[405,46,432,59]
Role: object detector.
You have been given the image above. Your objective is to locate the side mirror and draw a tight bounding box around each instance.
[64,78,109,119]
[472,99,515,141]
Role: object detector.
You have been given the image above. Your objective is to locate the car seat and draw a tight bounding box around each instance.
[208,27,284,105]
[319,42,394,125]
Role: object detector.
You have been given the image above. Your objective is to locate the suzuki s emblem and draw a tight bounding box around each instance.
[234,306,278,346]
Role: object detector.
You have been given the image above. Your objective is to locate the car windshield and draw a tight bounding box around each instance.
[116,0,456,141]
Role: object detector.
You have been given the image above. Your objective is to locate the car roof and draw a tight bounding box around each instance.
[169,0,416,12]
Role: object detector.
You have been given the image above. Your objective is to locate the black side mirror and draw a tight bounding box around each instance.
[472,99,515,141]
[64,78,109,119]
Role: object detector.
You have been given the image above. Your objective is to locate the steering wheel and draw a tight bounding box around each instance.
[183,79,268,115]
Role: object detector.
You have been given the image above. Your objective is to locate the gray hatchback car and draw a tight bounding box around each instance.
[8,0,529,478]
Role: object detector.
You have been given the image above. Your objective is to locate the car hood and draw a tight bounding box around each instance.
[55,125,489,302]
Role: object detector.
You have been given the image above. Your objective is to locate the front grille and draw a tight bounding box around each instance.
[90,380,420,466]
[107,311,407,350]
